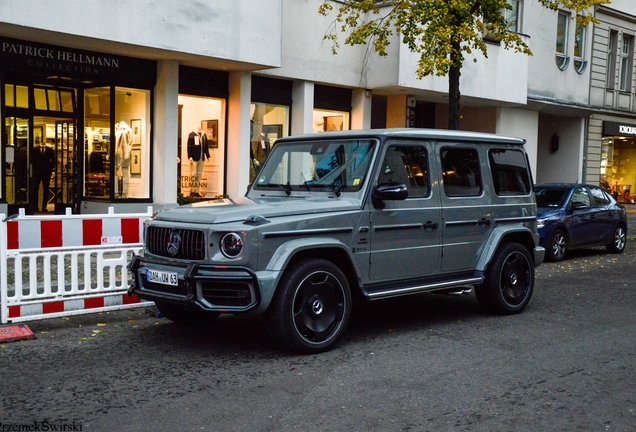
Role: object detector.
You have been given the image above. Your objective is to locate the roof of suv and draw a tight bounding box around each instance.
[276,128,527,146]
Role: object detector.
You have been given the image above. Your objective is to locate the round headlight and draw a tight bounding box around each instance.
[220,232,244,258]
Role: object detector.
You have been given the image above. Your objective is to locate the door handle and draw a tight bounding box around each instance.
[478,218,491,227]
[423,221,438,230]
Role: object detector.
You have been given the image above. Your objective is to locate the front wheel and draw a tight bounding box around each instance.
[606,225,626,254]
[475,242,534,315]
[155,301,220,326]
[546,229,567,262]
[266,258,352,354]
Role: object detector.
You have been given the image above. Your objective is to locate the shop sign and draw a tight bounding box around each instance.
[603,121,636,137]
[0,36,155,86]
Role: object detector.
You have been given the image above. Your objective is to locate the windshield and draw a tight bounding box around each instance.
[253,139,377,194]
[535,187,568,208]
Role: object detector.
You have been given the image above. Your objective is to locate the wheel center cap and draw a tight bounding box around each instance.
[510,273,518,285]
[311,299,323,315]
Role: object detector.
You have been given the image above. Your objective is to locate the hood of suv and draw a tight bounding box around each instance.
[153,196,361,224]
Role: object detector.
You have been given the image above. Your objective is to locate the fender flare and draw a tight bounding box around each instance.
[475,226,537,272]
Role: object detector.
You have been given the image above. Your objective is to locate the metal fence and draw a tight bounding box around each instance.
[1,207,154,324]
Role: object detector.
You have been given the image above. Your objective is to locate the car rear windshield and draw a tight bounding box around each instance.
[535,187,568,207]
[253,139,376,193]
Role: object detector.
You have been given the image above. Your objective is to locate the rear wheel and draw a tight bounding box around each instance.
[475,242,534,315]
[606,225,626,254]
[155,301,220,326]
[546,229,567,262]
[266,258,352,354]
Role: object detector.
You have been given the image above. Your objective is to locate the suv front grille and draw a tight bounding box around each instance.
[146,226,206,260]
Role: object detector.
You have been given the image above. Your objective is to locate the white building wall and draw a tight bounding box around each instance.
[0,0,282,68]
[536,117,586,185]
[525,1,593,104]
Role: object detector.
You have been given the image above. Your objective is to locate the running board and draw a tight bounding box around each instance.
[364,277,483,300]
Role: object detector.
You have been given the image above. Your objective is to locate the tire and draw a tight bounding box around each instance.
[606,224,627,254]
[265,258,352,354]
[475,242,534,315]
[154,301,220,326]
[545,229,567,262]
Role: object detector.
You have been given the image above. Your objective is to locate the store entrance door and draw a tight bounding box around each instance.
[29,116,78,214]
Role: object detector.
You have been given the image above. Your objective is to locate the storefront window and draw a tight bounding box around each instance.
[250,103,289,183]
[114,87,150,199]
[84,87,111,199]
[177,95,225,198]
[84,86,150,199]
[313,109,350,133]
[601,136,636,203]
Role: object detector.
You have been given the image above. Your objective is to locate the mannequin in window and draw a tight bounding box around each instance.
[187,127,209,197]
[115,121,133,197]
[251,132,270,171]
[30,138,55,213]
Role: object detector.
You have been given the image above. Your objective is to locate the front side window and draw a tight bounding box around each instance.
[570,187,591,208]
[589,186,611,207]
[254,139,376,194]
[378,145,430,198]
[556,11,570,70]
[619,34,634,92]
[574,22,587,73]
[441,147,482,197]
[488,149,531,196]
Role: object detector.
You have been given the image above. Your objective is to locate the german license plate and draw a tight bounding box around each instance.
[146,268,178,286]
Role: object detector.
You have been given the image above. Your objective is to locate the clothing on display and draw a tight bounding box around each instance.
[187,128,209,197]
[30,143,55,212]
[115,121,133,197]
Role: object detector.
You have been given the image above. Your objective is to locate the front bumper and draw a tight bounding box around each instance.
[127,255,261,313]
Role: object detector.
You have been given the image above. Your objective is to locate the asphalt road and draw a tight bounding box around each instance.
[1,231,635,431]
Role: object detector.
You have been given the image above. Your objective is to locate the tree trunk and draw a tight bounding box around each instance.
[448,42,461,130]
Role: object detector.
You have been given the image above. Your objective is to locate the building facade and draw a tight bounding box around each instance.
[1,0,635,216]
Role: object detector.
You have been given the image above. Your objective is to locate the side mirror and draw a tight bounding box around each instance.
[372,183,408,209]
[571,202,587,210]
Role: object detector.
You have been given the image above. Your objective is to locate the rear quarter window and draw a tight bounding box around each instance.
[441,147,482,197]
[488,148,532,196]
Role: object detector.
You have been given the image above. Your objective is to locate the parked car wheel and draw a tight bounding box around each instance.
[606,224,627,254]
[155,301,220,326]
[546,229,567,262]
[475,242,534,315]
[266,258,352,354]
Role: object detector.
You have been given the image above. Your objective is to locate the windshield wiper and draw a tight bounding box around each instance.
[264,182,292,196]
[301,180,343,197]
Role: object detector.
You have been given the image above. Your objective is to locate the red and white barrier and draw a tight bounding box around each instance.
[1,207,154,324]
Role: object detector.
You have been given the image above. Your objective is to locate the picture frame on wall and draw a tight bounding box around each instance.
[130,149,141,175]
[131,119,141,146]
[201,119,218,148]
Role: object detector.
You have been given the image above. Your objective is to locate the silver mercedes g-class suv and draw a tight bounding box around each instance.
[128,129,544,353]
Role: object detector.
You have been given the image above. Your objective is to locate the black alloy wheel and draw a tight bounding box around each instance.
[475,242,534,315]
[266,258,352,354]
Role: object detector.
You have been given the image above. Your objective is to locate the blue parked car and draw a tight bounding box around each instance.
[535,183,628,262]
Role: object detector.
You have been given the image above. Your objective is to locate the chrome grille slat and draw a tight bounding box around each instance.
[147,226,205,260]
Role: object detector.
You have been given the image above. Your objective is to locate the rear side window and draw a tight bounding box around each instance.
[378,145,429,198]
[489,149,532,196]
[441,147,482,197]
[590,186,611,206]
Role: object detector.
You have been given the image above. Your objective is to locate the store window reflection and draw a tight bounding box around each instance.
[249,103,289,183]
